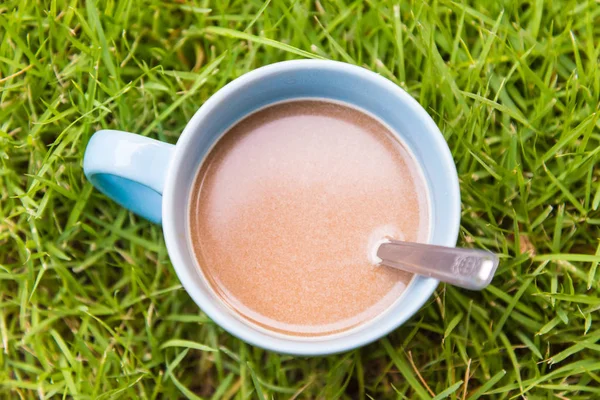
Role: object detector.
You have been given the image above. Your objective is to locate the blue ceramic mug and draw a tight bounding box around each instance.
[83,60,460,355]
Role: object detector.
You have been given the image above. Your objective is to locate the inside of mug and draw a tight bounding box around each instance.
[165,61,460,352]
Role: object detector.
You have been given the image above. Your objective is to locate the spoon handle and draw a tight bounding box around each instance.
[377,240,499,290]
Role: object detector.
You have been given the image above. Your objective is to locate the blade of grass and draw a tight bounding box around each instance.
[204,27,326,60]
[382,338,433,400]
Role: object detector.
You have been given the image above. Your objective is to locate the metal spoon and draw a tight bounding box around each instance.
[376,240,499,290]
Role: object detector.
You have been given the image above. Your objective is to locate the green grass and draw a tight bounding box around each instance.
[1,0,600,398]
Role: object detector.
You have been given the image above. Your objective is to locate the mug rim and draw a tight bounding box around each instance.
[162,59,460,355]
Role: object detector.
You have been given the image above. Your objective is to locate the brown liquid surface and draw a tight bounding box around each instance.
[189,100,429,336]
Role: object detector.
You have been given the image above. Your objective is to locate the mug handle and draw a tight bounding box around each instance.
[83,130,175,224]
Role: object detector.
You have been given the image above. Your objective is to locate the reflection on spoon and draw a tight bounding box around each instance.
[376,239,499,290]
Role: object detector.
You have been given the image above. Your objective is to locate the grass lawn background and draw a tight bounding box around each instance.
[1,0,600,398]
